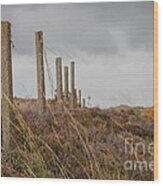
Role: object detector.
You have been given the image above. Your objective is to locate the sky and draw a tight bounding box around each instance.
[1,1,154,108]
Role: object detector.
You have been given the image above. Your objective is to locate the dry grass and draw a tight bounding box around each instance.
[1,98,154,180]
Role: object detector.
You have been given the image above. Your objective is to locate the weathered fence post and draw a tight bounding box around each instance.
[56,57,63,100]
[70,61,76,109]
[74,89,77,108]
[78,89,81,108]
[36,31,46,115]
[1,21,13,152]
[83,98,86,108]
[64,66,69,103]
[55,57,63,111]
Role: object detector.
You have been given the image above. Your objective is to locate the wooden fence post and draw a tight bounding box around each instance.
[83,98,86,108]
[78,89,81,108]
[56,57,63,100]
[64,66,69,103]
[36,31,46,115]
[1,21,13,152]
[71,61,76,109]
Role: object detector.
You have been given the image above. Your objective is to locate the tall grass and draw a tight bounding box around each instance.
[1,98,154,180]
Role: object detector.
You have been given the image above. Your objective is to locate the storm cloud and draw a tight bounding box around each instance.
[1,2,154,107]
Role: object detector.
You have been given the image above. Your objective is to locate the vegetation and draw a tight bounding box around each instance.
[1,98,154,180]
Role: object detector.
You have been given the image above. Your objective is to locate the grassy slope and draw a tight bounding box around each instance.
[1,98,154,180]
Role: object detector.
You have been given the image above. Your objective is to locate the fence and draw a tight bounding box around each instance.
[1,21,87,152]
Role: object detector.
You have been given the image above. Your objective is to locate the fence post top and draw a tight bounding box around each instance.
[36,30,43,34]
[56,57,62,61]
[35,31,43,39]
[1,20,10,24]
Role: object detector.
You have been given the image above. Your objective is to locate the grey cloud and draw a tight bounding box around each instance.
[1,2,154,107]
[2,2,153,56]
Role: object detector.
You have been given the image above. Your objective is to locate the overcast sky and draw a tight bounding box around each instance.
[1,1,154,108]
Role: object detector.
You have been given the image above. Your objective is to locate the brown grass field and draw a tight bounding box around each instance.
[1,98,154,180]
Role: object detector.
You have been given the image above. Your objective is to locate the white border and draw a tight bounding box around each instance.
[0,0,162,186]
